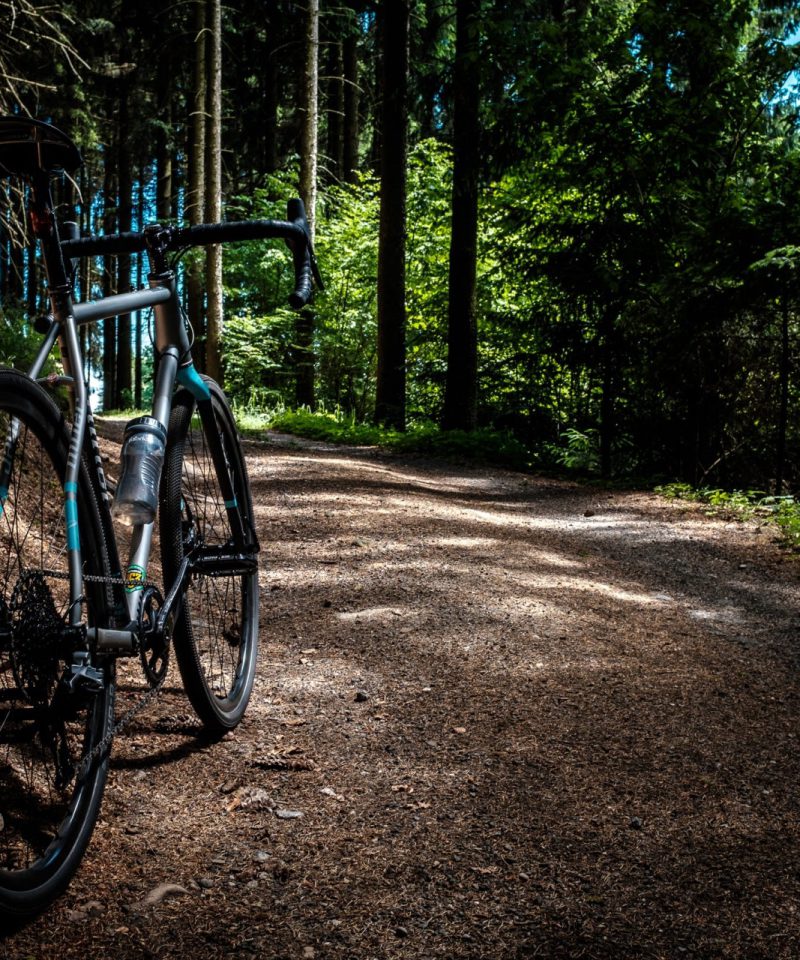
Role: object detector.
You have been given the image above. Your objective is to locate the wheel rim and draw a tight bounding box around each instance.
[179,411,257,715]
[0,407,107,891]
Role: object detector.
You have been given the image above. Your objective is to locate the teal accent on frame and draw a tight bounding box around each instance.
[0,484,6,515]
[224,497,238,509]
[176,364,212,401]
[64,495,80,551]
[65,481,78,494]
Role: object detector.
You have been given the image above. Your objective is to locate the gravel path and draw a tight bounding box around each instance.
[3,431,799,959]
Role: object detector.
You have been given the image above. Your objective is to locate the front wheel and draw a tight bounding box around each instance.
[160,377,259,733]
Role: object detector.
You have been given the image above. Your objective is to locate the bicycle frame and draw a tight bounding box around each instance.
[0,116,319,917]
[0,139,315,667]
[12,183,240,655]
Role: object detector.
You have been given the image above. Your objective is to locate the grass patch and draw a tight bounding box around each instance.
[655,482,800,550]
[245,407,531,470]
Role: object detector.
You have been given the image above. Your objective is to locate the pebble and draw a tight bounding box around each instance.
[275,808,303,820]
[198,877,215,889]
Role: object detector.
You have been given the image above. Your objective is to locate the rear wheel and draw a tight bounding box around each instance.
[160,378,259,733]
[0,370,114,919]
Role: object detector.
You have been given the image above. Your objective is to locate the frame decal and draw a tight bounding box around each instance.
[125,563,147,593]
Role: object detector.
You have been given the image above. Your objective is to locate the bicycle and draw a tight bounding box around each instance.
[0,116,321,919]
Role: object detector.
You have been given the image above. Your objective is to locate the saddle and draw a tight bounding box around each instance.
[0,116,82,177]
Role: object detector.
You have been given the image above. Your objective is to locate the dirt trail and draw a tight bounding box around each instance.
[3,432,799,959]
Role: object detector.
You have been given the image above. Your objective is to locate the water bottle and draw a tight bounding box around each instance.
[112,416,166,525]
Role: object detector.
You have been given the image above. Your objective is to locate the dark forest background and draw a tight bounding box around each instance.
[2,0,800,491]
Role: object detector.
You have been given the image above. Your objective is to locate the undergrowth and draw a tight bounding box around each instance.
[233,406,800,550]
[656,482,800,550]
[243,407,530,470]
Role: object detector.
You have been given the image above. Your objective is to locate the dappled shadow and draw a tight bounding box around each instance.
[238,439,799,955]
[252,445,799,668]
[5,435,798,958]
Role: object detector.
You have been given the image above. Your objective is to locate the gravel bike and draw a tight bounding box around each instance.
[0,116,320,919]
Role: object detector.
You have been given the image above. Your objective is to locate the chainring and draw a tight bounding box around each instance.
[138,586,170,687]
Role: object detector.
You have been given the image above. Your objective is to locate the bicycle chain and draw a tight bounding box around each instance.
[75,674,167,781]
[11,566,167,783]
[26,566,157,590]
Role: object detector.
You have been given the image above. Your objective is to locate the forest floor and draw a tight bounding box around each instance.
[2,426,799,960]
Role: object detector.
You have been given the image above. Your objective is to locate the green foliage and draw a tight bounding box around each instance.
[221,141,454,420]
[655,481,800,549]
[771,497,800,550]
[547,427,600,473]
[313,171,381,419]
[0,305,55,373]
[260,407,530,470]
[219,172,305,405]
[5,0,800,494]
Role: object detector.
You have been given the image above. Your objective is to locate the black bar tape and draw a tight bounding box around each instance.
[168,219,306,249]
[60,231,147,258]
[285,199,314,309]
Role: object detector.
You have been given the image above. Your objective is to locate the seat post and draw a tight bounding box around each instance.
[28,169,70,294]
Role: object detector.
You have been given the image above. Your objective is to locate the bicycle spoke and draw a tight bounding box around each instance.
[161,382,258,732]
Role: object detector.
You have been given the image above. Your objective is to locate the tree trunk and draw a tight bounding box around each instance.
[116,81,133,408]
[156,57,173,223]
[776,290,791,495]
[442,0,481,431]
[187,0,207,361]
[25,236,37,316]
[374,0,409,430]
[343,26,360,184]
[79,166,91,385]
[101,147,118,412]
[205,0,224,384]
[418,0,449,139]
[369,5,383,172]
[135,175,145,410]
[299,0,320,234]
[296,0,320,409]
[8,207,23,303]
[264,0,279,173]
[325,40,344,183]
[599,304,615,480]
